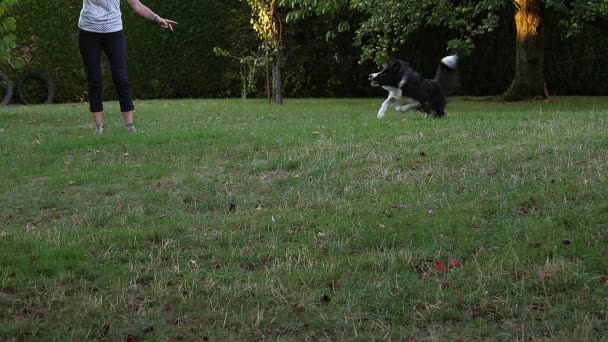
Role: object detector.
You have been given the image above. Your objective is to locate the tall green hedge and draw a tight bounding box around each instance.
[14,0,255,103]
[12,1,608,102]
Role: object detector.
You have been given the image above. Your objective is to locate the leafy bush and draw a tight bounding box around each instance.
[0,0,24,69]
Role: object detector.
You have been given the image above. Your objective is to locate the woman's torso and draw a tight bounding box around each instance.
[79,0,123,33]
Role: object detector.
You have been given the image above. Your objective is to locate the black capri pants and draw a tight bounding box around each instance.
[78,29,135,113]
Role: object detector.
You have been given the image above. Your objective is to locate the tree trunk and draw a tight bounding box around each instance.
[266,50,272,104]
[272,57,283,105]
[504,0,546,101]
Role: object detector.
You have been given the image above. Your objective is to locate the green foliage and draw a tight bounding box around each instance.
[547,0,608,36]
[281,0,608,65]
[241,0,288,103]
[213,47,265,99]
[244,0,278,44]
[0,0,24,69]
[282,0,507,64]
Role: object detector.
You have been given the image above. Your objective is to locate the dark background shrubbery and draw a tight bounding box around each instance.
[13,0,255,103]
[12,1,608,103]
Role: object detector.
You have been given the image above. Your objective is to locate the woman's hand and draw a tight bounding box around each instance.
[127,0,177,31]
[154,15,177,31]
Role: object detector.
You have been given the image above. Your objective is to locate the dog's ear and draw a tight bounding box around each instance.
[383,60,395,68]
[397,60,409,68]
[385,60,400,71]
[398,74,408,88]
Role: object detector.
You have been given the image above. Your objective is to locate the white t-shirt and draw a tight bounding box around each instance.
[79,0,123,33]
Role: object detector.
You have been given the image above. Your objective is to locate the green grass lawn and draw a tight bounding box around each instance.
[1,97,607,340]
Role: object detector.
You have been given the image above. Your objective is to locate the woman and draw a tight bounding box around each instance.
[79,0,177,134]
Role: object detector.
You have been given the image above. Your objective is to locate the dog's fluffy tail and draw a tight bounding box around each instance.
[434,55,459,95]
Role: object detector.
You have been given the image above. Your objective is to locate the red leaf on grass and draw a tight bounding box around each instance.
[329,281,343,292]
[127,304,140,313]
[600,275,608,284]
[471,306,484,318]
[449,258,461,268]
[518,205,529,216]
[538,271,555,281]
[434,260,447,273]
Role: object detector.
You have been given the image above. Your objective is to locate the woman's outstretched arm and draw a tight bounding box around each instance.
[126,0,177,31]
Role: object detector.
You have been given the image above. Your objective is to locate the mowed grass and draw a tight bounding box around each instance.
[0,97,607,340]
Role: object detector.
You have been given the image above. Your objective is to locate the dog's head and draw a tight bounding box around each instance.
[369,60,408,88]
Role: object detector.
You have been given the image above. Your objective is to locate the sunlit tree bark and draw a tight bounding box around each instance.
[504,0,546,101]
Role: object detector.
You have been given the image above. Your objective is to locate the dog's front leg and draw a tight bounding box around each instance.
[377,97,393,119]
[398,100,421,113]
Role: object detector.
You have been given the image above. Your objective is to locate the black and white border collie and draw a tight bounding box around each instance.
[369,55,458,119]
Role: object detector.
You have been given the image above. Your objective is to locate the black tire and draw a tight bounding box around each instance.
[15,71,55,105]
[0,72,13,106]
